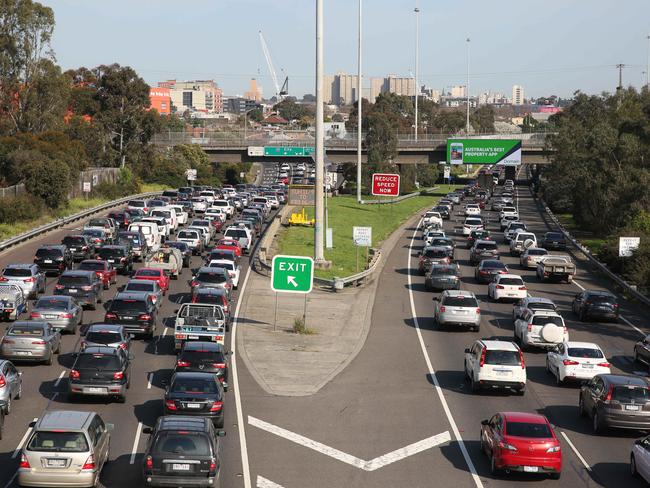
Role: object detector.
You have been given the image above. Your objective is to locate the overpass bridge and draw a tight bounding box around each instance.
[151,130,553,166]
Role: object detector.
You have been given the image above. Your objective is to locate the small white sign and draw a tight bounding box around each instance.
[82,182,91,193]
[247,146,265,157]
[443,166,451,179]
[240,172,246,179]
[185,169,197,181]
[619,237,640,257]
[326,228,333,249]
[353,226,372,247]
[438,161,447,165]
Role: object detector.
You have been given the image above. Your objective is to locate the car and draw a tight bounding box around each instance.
[151,208,179,234]
[0,264,46,299]
[190,267,233,299]
[503,222,527,242]
[61,235,96,262]
[509,231,537,256]
[68,346,132,403]
[425,264,461,291]
[514,310,569,350]
[81,323,131,353]
[422,229,445,246]
[189,219,215,241]
[0,283,28,321]
[422,210,443,227]
[462,217,484,236]
[542,231,567,251]
[434,291,481,331]
[104,292,158,339]
[546,341,610,384]
[84,218,116,240]
[512,297,557,321]
[488,274,527,302]
[207,259,241,289]
[572,290,620,322]
[480,412,561,479]
[34,245,73,276]
[466,229,491,249]
[118,230,149,261]
[205,249,239,268]
[0,359,21,414]
[133,268,170,295]
[490,198,507,212]
[427,237,455,256]
[141,416,225,487]
[54,270,103,310]
[123,279,163,310]
[29,296,83,334]
[223,225,253,253]
[0,321,61,365]
[499,215,519,231]
[177,229,204,255]
[475,260,508,283]
[167,241,192,268]
[18,410,112,488]
[418,246,452,274]
[78,259,117,290]
[631,434,650,482]
[469,240,499,265]
[163,372,226,427]
[175,342,229,389]
[128,199,150,215]
[142,216,170,240]
[464,339,526,394]
[464,204,481,216]
[519,247,549,268]
[634,334,650,368]
[95,245,133,275]
[81,228,112,248]
[433,205,450,219]
[214,238,242,257]
[499,206,518,220]
[579,374,650,433]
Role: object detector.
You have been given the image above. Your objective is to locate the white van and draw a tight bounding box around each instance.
[128,222,161,252]
[151,207,179,233]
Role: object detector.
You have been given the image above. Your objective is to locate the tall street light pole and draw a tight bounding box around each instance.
[466,37,471,133]
[356,0,363,204]
[414,2,420,141]
[646,34,650,88]
[314,0,325,263]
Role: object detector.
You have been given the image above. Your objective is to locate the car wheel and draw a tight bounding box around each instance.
[4,396,11,414]
[45,352,52,366]
[516,387,525,396]
[578,395,586,417]
[470,375,479,393]
[550,472,561,480]
[545,358,551,374]
[472,325,480,332]
[490,453,500,476]
[632,454,639,477]
[555,369,563,386]
[116,395,126,404]
[216,417,224,428]
[633,349,640,363]
[593,411,602,433]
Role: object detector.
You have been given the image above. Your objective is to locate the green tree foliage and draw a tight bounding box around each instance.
[272,99,313,121]
[21,158,71,208]
[470,105,495,133]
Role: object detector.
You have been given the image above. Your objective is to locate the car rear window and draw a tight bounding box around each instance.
[98,248,124,258]
[193,221,210,227]
[505,421,552,438]
[476,242,497,250]
[3,268,31,277]
[82,229,103,237]
[27,431,89,452]
[209,251,234,261]
[587,295,616,304]
[531,315,564,326]
[178,231,199,239]
[430,239,452,247]
[430,267,458,276]
[136,269,161,278]
[153,433,210,456]
[125,282,154,292]
[567,348,604,359]
[110,299,147,313]
[79,261,105,271]
[193,293,224,305]
[76,353,121,370]
[442,296,478,307]
[546,233,564,240]
[58,275,91,286]
[181,350,226,363]
[465,219,482,226]
[612,386,650,403]
[498,278,524,286]
[210,261,234,271]
[9,325,44,336]
[128,201,145,207]
[483,261,506,269]
[36,248,62,258]
[172,377,220,395]
[197,272,227,284]
[527,249,547,256]
[225,229,248,239]
[62,237,86,245]
[85,331,122,344]
[484,350,520,366]
[35,298,68,309]
[529,302,556,312]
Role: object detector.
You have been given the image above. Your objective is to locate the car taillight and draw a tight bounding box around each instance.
[82,454,95,470]
[69,369,80,379]
[224,284,231,289]
[597,362,611,368]
[138,314,151,321]
[149,294,157,303]
[499,441,518,452]
[479,347,486,367]
[475,308,481,315]
[81,286,93,291]
[209,401,223,412]
[145,455,153,470]
[518,286,527,290]
[105,312,117,320]
[191,281,199,287]
[604,385,613,402]
[518,349,525,368]
[209,458,216,474]
[165,400,177,410]
[177,360,189,367]
[213,363,226,369]
[19,453,30,469]
[54,284,64,290]
[30,312,41,319]
[496,285,505,289]
[479,270,488,275]
[546,445,561,453]
[613,303,619,309]
[113,371,124,380]
[31,340,46,345]
[23,277,35,283]
[0,277,7,282]
[60,313,73,319]
[563,359,579,366]
[439,306,446,313]
[1,338,14,345]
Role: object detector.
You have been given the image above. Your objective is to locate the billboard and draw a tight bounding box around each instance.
[447,139,522,165]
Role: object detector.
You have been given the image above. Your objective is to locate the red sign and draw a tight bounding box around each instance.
[371,173,400,196]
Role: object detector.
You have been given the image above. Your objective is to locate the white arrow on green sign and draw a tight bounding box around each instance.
[271,255,314,294]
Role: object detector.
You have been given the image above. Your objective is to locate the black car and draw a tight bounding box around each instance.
[433,205,450,220]
[191,287,232,329]
[118,231,148,262]
[68,346,131,403]
[61,235,95,261]
[572,290,619,322]
[469,240,499,265]
[175,342,229,389]
[108,211,132,230]
[467,229,492,249]
[104,292,157,339]
[542,232,567,251]
[96,245,133,275]
[34,245,73,275]
[167,241,192,268]
[425,264,461,291]
[474,260,509,284]
[163,372,225,427]
[54,270,103,309]
[141,416,224,487]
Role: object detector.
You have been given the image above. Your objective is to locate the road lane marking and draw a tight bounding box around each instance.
[231,263,253,488]
[162,327,168,337]
[248,416,450,471]
[54,370,65,388]
[572,280,586,291]
[147,373,153,389]
[560,431,591,471]
[129,421,143,464]
[407,219,484,488]
[12,418,38,459]
[257,476,285,488]
[3,471,17,488]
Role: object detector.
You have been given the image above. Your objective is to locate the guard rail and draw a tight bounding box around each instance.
[0,191,162,254]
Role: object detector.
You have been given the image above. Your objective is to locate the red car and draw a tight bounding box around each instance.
[133,268,170,295]
[78,259,117,290]
[215,238,242,257]
[206,217,224,232]
[480,412,562,479]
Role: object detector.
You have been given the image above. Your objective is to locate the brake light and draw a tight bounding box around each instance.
[0,277,6,282]
[69,370,80,379]
[213,363,226,369]
[177,360,189,367]
[604,385,613,402]
[60,313,72,319]
[81,286,93,291]
[613,303,619,309]
[105,312,117,320]
[496,285,505,289]
[209,401,223,412]
[138,314,151,321]
[439,306,446,313]
[31,340,46,345]
[175,334,187,340]
[165,400,177,410]
[82,246,88,251]
[209,458,216,474]
[563,359,579,366]
[23,277,35,283]
[518,349,525,369]
[479,270,488,275]
[527,322,533,332]
[479,347,486,367]
[19,453,30,469]
[30,312,41,319]
[475,308,481,315]
[518,286,527,291]
[54,284,64,290]
[113,371,124,380]
[145,455,153,470]
[597,362,611,368]
[81,454,95,470]
[191,281,199,287]
[499,441,518,452]
[2,339,14,344]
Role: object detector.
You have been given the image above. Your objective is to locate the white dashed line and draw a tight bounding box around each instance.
[129,422,143,464]
[53,370,65,388]
[162,327,168,337]
[12,418,38,459]
[560,431,591,471]
[147,373,153,389]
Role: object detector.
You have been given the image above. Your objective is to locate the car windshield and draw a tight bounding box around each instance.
[58,275,90,286]
[85,331,122,344]
[485,350,520,366]
[498,278,524,286]
[172,377,219,394]
[125,282,154,292]
[423,249,448,259]
[612,386,650,403]
[79,261,105,271]
[3,268,31,277]
[82,229,103,237]
[505,421,552,438]
[36,248,62,258]
[197,272,227,284]
[153,433,210,456]
[209,252,234,261]
[27,432,89,452]
[567,347,604,359]
[431,239,452,247]
[87,220,107,227]
[9,325,44,336]
[75,353,121,370]
[443,296,478,307]
[110,299,147,313]
[531,315,564,326]
[35,298,68,309]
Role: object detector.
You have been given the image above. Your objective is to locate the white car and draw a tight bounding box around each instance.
[191,197,208,214]
[266,195,280,209]
[519,247,549,268]
[141,216,169,239]
[500,215,519,231]
[212,199,234,217]
[464,339,526,395]
[631,435,650,482]
[176,229,203,254]
[546,341,610,384]
[499,206,519,220]
[280,163,291,171]
[199,190,217,204]
[423,211,443,227]
[423,229,445,246]
[488,274,527,302]
[462,217,484,236]
[205,207,227,223]
[168,205,189,225]
[208,259,241,289]
[503,221,527,242]
[223,225,253,253]
[514,310,569,350]
[509,231,537,256]
[464,204,481,217]
[127,199,149,215]
[296,163,306,171]
[151,207,178,234]
[188,225,211,247]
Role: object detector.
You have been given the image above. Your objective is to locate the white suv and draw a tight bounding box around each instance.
[462,217,484,236]
[434,290,481,331]
[488,274,527,302]
[514,310,569,350]
[464,339,526,395]
[465,204,481,217]
[509,231,537,256]
[499,206,519,220]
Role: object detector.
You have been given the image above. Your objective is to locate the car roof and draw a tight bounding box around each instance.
[126,279,157,287]
[61,270,94,278]
[35,295,72,303]
[480,260,506,267]
[496,274,523,280]
[172,371,220,381]
[37,410,94,431]
[38,245,66,250]
[157,416,210,432]
[183,341,224,351]
[4,263,35,269]
[86,323,124,332]
[99,245,126,250]
[81,346,120,355]
[479,340,519,351]
[198,266,227,274]
[194,287,227,296]
[523,297,555,305]
[474,239,496,245]
[501,412,548,424]
[584,290,616,297]
[114,291,149,301]
[443,290,476,297]
[600,374,650,387]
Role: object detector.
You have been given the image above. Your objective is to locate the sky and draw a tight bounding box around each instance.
[43,0,650,100]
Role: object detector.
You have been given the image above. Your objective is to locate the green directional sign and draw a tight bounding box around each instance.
[271,255,314,294]
[264,146,315,157]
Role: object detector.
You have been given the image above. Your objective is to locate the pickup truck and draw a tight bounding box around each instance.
[144,247,183,279]
[0,284,27,321]
[174,303,227,352]
[536,256,576,283]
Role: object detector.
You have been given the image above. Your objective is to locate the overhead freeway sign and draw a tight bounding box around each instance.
[271,255,314,294]
[447,139,522,165]
[264,146,315,157]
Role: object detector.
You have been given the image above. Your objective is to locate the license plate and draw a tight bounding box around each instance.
[68,289,77,293]
[172,463,190,471]
[44,314,56,319]
[15,351,30,356]
[582,364,594,369]
[626,405,641,411]
[186,403,201,409]
[495,370,510,376]
[87,387,106,393]
[523,466,539,473]
[188,335,199,340]
[44,259,52,264]
[47,459,66,467]
[108,259,115,263]
[122,316,134,320]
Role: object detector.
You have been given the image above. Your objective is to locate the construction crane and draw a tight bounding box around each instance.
[259,30,289,100]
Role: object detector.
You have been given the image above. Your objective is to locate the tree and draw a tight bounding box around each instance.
[273,99,313,121]
[432,110,466,133]
[470,105,495,133]
[365,111,397,164]
[21,157,71,208]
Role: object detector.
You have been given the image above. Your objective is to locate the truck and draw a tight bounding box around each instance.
[174,303,227,352]
[0,284,27,321]
[144,247,183,279]
[536,255,576,283]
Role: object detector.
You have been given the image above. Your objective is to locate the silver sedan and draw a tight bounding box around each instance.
[0,321,61,365]
[29,296,83,334]
[0,360,21,414]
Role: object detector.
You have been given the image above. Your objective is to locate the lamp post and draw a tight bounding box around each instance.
[466,37,471,133]
[647,34,650,88]
[314,0,325,263]
[356,0,363,204]
[243,107,258,142]
[414,2,420,141]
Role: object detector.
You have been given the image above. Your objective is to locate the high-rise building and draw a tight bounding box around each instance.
[323,75,335,105]
[149,87,172,116]
[386,75,415,97]
[159,80,223,113]
[331,72,359,105]
[450,85,466,98]
[370,77,385,102]
[244,79,263,102]
[512,85,524,105]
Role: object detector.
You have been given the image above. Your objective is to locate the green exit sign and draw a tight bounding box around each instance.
[264,146,315,157]
[271,255,314,293]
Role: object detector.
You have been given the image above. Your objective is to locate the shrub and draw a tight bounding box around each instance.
[22,159,71,208]
[0,194,43,224]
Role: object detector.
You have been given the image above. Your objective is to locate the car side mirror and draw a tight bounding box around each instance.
[464,348,471,354]
[481,419,489,426]
[142,427,152,435]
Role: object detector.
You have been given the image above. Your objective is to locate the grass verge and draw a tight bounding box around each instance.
[555,213,606,254]
[276,185,461,279]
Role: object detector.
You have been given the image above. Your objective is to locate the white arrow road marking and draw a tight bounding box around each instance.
[248,416,450,471]
[287,276,298,287]
[257,476,286,488]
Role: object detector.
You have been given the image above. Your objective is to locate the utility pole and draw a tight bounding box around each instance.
[646,35,650,88]
[414,2,420,141]
[466,37,471,133]
[356,0,363,204]
[616,63,625,92]
[314,0,326,263]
